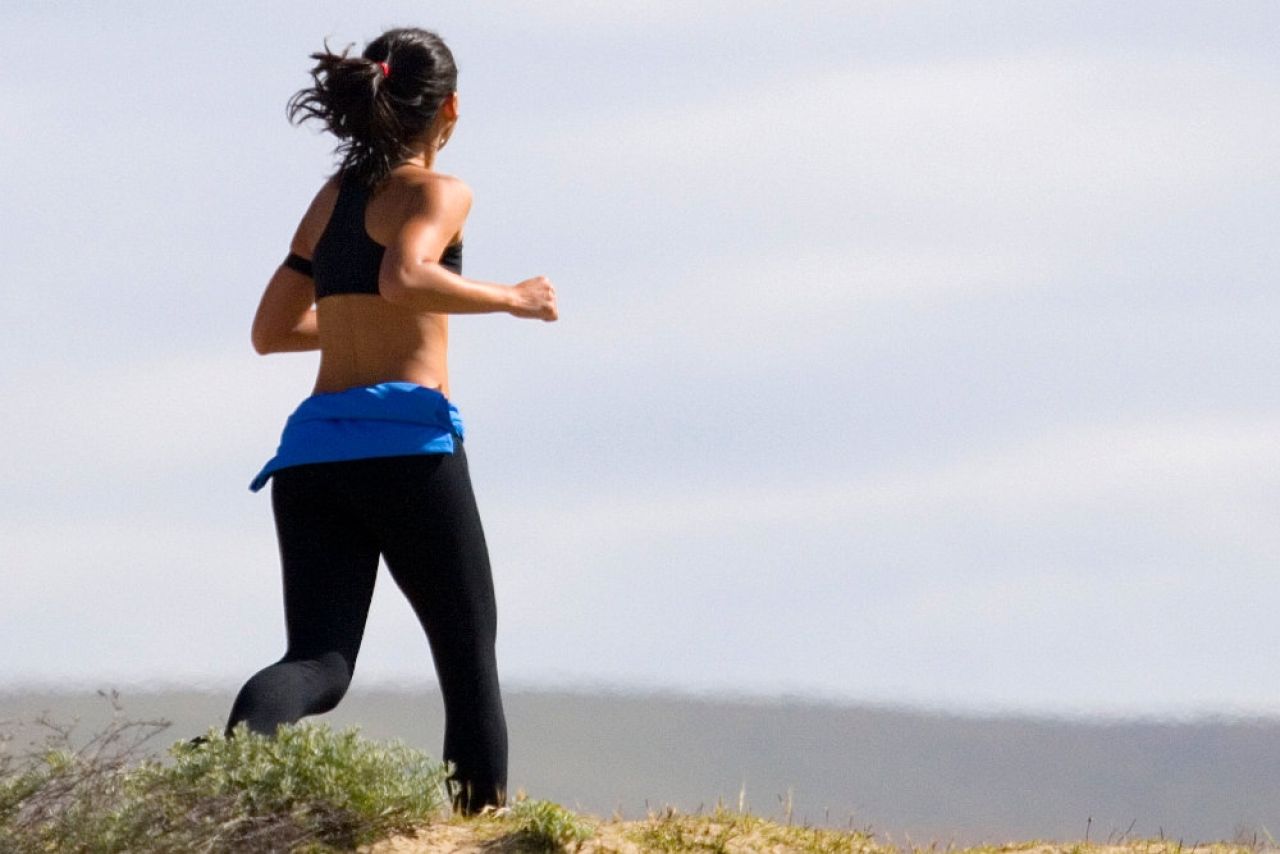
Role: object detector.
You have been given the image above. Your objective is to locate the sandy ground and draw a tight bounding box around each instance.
[362,812,867,853]
[364,819,826,853]
[364,821,626,852]
[362,818,1262,854]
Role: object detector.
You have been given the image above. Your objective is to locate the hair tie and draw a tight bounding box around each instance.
[378,61,390,78]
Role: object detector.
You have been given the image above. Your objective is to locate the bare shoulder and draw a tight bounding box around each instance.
[367,168,473,247]
[387,167,472,214]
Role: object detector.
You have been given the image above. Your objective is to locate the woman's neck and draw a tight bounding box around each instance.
[398,147,435,171]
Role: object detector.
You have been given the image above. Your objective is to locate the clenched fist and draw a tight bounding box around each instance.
[509,276,558,321]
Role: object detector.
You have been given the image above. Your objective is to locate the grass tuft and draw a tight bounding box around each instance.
[0,703,451,853]
[621,802,882,853]
[506,792,597,851]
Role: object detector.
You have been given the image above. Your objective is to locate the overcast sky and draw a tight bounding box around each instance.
[1,1,1276,717]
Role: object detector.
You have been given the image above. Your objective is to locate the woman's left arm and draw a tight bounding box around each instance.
[250,179,337,355]
[250,265,318,354]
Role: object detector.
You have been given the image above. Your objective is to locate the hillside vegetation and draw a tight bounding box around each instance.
[0,698,1261,853]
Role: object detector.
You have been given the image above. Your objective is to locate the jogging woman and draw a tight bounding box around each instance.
[224,26,557,816]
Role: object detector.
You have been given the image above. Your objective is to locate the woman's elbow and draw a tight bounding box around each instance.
[378,271,410,305]
[250,324,277,355]
[379,262,442,307]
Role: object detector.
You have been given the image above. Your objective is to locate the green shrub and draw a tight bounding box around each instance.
[0,713,451,853]
[508,796,596,851]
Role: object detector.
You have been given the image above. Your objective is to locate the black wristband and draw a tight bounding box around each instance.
[283,252,314,278]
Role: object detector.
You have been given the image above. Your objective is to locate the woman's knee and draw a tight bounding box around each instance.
[234,650,354,722]
[284,649,356,713]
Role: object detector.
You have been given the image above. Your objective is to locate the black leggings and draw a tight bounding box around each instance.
[225,442,508,814]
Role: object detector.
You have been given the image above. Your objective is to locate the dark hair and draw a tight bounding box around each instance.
[287,27,458,190]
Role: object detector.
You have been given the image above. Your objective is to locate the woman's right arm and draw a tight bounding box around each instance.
[378,177,557,320]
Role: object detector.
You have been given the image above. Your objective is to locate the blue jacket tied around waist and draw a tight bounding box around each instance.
[249,382,465,492]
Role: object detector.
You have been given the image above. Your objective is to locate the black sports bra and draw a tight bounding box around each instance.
[283,170,463,298]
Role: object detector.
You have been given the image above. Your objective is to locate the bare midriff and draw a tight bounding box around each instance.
[312,295,450,397]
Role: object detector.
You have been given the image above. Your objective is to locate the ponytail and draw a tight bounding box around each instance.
[287,29,457,189]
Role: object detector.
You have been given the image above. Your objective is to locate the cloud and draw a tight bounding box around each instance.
[498,411,1280,557]
[0,511,280,684]
[563,244,1033,372]
[2,347,314,506]
[534,50,1278,248]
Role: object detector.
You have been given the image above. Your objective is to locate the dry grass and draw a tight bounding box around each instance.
[3,697,1269,854]
[367,797,1266,854]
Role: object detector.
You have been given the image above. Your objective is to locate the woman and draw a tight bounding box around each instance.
[225,27,557,816]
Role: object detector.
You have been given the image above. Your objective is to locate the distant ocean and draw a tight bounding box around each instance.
[2,686,1277,845]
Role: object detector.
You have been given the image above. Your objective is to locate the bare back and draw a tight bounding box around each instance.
[304,167,465,397]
